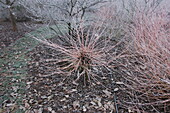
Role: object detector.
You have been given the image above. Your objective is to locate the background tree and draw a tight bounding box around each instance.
[0,0,18,31]
[19,0,111,34]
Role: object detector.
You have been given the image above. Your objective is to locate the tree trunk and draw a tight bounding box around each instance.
[9,9,18,31]
[68,22,72,35]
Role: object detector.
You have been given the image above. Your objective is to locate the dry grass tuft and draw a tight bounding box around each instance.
[30,19,128,85]
[122,8,170,112]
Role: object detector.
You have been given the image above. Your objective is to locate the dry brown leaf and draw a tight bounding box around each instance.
[103,90,112,97]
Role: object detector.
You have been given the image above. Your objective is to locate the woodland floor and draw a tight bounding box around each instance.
[25,43,127,113]
[0,21,129,113]
[0,21,162,113]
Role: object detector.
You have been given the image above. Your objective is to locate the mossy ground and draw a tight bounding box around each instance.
[0,25,66,113]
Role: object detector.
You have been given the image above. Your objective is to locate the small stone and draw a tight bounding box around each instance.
[27,81,33,85]
[41,96,47,99]
[115,82,124,85]
[102,77,107,79]
[69,89,77,93]
[114,88,119,92]
[63,106,67,109]
[60,98,66,102]
[48,107,52,111]
[51,110,56,113]
[128,108,133,113]
[83,106,87,112]
[90,101,96,106]
[6,103,15,107]
[65,95,69,98]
